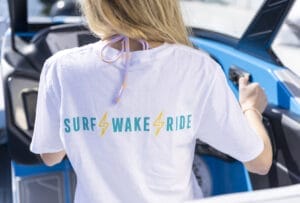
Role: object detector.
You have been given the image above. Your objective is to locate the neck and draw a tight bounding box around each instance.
[104,36,164,51]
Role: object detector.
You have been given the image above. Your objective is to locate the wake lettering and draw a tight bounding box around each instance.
[63,113,192,135]
[112,117,150,133]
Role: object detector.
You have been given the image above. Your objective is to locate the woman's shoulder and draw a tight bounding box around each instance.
[44,41,100,68]
[172,43,210,58]
[170,43,221,75]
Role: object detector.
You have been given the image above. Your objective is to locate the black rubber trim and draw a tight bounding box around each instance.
[4,73,42,164]
[0,145,12,203]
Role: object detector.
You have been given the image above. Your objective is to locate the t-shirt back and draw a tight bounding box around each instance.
[30,41,263,203]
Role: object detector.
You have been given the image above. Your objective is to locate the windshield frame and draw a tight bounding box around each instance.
[8,0,78,35]
[14,0,253,42]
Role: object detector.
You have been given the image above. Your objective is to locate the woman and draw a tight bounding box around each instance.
[30,0,272,202]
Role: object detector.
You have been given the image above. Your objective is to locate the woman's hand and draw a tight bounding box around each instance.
[238,76,272,175]
[239,76,267,114]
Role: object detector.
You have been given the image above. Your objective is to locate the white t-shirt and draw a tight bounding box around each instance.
[30,40,264,203]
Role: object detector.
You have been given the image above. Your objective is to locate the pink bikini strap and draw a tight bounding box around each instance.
[100,35,149,104]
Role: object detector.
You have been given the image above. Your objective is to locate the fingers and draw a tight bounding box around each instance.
[238,75,249,89]
[258,87,268,113]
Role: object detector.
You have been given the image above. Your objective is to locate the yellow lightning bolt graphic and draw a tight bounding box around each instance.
[98,112,109,137]
[153,112,165,136]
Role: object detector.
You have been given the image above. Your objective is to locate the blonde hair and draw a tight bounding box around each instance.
[80,0,192,46]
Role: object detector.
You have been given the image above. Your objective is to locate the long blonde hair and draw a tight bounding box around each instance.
[80,0,192,46]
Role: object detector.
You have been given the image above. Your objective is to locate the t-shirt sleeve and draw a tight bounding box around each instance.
[195,60,264,162]
[30,59,64,154]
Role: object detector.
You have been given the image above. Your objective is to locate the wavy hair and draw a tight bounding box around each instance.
[80,0,192,46]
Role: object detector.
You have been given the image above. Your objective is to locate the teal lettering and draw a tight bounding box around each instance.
[125,117,132,132]
[166,117,173,131]
[179,115,185,129]
[82,117,89,130]
[73,117,80,132]
[134,117,141,131]
[90,117,96,131]
[144,117,150,131]
[187,114,192,129]
[64,118,71,133]
[112,118,123,132]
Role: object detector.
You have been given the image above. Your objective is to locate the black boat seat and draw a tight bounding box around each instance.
[24,24,99,71]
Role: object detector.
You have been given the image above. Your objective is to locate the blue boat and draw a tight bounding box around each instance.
[0,0,300,202]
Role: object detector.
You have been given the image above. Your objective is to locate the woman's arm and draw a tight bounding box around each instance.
[243,110,272,175]
[239,76,273,175]
[41,150,66,166]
